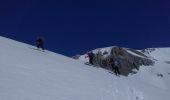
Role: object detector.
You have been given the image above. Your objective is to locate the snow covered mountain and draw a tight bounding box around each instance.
[76,46,154,75]
[0,36,170,100]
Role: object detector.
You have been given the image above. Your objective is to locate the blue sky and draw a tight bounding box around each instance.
[0,0,170,56]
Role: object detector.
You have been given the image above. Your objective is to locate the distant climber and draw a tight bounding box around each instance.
[86,52,95,65]
[110,59,121,76]
[36,36,45,50]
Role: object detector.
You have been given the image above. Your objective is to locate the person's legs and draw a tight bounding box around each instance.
[114,68,117,75]
[117,68,120,75]
[89,58,93,64]
[40,44,44,50]
[115,67,119,75]
[38,43,44,50]
[37,44,40,49]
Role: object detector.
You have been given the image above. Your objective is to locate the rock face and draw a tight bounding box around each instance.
[75,46,154,76]
[72,54,81,60]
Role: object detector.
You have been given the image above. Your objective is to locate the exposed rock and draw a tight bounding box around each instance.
[157,73,164,78]
[72,54,81,60]
[76,46,154,76]
[141,48,156,54]
[165,61,170,64]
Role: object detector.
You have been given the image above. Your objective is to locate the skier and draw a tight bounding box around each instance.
[86,52,95,65]
[36,36,45,50]
[110,59,121,76]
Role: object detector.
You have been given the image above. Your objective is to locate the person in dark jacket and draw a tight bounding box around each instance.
[36,36,45,50]
[110,59,121,76]
[87,52,95,65]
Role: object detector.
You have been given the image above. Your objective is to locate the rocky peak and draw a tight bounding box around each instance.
[74,46,154,76]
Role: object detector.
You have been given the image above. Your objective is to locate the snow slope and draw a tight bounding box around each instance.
[143,48,170,61]
[0,36,170,100]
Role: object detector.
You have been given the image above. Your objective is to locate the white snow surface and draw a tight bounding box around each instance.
[0,36,170,100]
[146,48,170,61]
[126,50,148,59]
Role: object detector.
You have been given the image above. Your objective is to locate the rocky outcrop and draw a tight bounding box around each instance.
[75,46,155,76]
[72,54,81,60]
